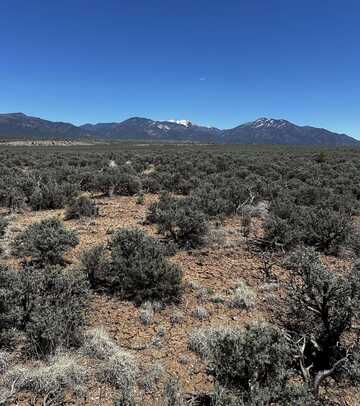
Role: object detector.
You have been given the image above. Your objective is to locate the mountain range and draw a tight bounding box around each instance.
[0,113,357,146]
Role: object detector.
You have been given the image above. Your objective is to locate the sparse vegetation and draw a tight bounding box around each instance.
[12,217,79,265]
[2,144,360,404]
[138,361,164,393]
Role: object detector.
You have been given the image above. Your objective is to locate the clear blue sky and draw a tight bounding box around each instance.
[0,0,359,136]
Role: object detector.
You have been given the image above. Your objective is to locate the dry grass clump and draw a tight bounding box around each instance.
[160,377,193,406]
[139,301,155,326]
[228,280,256,310]
[188,326,232,360]
[192,306,208,320]
[139,301,163,326]
[209,292,227,304]
[203,226,228,247]
[138,361,164,393]
[97,350,139,393]
[4,353,88,398]
[196,287,212,303]
[186,280,201,291]
[170,310,184,325]
[81,327,118,360]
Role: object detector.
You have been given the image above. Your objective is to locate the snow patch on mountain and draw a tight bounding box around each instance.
[250,118,289,129]
[156,124,170,130]
[168,119,192,127]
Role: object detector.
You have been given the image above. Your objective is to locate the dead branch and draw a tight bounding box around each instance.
[297,337,313,384]
[313,355,349,395]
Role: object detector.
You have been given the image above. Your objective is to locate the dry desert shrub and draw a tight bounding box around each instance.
[97,350,139,404]
[64,194,98,220]
[81,327,118,360]
[12,217,79,266]
[138,361,164,393]
[4,353,88,399]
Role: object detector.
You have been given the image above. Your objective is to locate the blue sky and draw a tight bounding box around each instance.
[0,0,359,136]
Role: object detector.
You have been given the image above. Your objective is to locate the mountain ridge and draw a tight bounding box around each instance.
[0,113,357,146]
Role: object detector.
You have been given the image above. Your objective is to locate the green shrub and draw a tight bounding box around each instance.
[0,265,21,343]
[80,244,109,289]
[264,214,301,250]
[23,266,89,357]
[190,183,230,217]
[64,195,98,220]
[29,180,78,211]
[13,217,79,266]
[147,194,208,248]
[81,229,183,304]
[189,322,317,405]
[301,207,352,254]
[282,247,360,394]
[0,264,89,357]
[146,192,176,225]
[142,175,161,193]
[264,202,353,254]
[108,229,183,303]
[96,168,142,197]
[4,189,26,212]
[172,202,208,248]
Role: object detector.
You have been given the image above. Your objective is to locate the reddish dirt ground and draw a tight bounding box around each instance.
[2,194,359,405]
